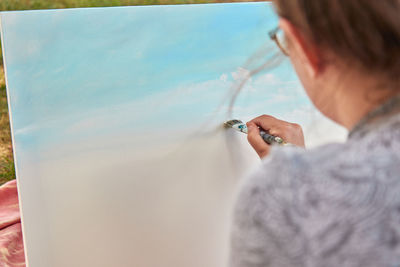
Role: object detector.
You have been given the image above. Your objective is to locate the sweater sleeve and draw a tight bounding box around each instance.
[229,148,309,267]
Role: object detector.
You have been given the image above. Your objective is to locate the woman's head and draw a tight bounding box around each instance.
[272,0,400,127]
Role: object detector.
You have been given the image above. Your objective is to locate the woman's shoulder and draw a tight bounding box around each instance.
[238,137,400,216]
[232,140,400,267]
[255,132,399,187]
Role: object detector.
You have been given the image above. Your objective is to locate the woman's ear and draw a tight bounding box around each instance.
[279,18,323,78]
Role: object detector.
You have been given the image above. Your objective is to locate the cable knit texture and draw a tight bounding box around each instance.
[230,99,400,267]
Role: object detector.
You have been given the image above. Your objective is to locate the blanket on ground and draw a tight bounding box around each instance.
[0,180,25,267]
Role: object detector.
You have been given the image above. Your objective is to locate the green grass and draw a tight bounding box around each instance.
[0,156,15,184]
[0,69,14,185]
[0,0,261,185]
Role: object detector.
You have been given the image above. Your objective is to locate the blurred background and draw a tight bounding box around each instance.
[0,0,263,185]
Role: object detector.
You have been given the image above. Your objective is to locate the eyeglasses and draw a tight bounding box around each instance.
[269,26,289,56]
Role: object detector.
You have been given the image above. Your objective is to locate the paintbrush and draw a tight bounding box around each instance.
[224,119,290,146]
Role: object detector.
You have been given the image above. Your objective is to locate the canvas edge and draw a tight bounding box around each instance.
[0,1,271,15]
[0,14,30,267]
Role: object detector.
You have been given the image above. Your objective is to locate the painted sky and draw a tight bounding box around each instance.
[1,3,330,156]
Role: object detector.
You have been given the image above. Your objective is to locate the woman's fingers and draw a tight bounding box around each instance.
[249,115,286,132]
[247,122,271,158]
[246,115,306,158]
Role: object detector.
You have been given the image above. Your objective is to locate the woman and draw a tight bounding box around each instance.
[230,1,400,266]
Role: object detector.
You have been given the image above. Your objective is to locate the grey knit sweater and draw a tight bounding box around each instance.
[230,96,400,267]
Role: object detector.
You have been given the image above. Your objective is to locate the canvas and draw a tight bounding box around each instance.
[0,3,347,267]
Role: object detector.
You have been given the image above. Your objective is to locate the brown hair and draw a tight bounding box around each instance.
[273,0,400,85]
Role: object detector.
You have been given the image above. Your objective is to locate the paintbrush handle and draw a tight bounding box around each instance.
[260,131,285,145]
[224,120,291,146]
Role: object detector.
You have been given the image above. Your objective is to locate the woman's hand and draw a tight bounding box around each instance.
[247,115,305,158]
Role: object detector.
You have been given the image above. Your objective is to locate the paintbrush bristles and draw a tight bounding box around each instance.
[224,119,243,128]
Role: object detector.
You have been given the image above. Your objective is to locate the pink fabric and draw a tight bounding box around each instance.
[0,180,25,267]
